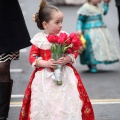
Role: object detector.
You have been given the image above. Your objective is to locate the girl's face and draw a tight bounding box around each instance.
[89,0,101,5]
[43,11,63,35]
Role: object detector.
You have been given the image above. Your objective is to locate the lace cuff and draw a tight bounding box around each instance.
[67,54,76,64]
[32,57,42,68]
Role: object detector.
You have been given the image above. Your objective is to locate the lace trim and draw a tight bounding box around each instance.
[32,57,42,68]
[30,67,82,120]
[77,2,103,16]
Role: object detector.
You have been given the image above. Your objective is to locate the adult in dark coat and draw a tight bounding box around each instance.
[115,0,120,38]
[0,0,31,120]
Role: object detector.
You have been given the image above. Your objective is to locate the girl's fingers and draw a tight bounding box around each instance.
[58,57,64,60]
[50,59,55,62]
[50,66,54,68]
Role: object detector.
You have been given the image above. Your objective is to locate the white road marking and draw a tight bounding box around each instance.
[10,69,23,73]
[91,99,120,104]
[10,95,120,107]
[11,95,24,98]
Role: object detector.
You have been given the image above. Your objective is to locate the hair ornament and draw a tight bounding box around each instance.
[32,14,36,22]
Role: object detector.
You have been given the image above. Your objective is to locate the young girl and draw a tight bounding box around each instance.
[76,0,120,73]
[19,0,95,119]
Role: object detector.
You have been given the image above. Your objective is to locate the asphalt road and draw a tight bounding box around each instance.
[8,0,120,120]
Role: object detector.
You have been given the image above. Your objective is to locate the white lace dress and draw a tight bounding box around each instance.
[30,32,82,120]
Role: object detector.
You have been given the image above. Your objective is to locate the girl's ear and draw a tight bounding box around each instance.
[42,21,47,29]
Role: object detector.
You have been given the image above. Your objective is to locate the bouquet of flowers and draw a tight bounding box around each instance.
[47,32,83,85]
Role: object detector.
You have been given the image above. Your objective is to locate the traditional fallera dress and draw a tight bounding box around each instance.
[76,2,120,65]
[19,32,95,120]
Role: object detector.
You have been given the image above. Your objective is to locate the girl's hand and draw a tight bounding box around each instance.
[103,0,111,3]
[36,59,57,68]
[47,59,57,68]
[57,56,72,65]
[78,46,85,54]
[76,30,82,37]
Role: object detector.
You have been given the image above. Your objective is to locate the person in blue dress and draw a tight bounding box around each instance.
[76,0,120,73]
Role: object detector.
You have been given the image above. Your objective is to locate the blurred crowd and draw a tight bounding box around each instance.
[46,0,87,5]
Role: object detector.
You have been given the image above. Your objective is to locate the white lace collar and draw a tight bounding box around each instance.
[77,2,103,16]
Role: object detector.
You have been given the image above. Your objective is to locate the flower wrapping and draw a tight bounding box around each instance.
[47,32,83,85]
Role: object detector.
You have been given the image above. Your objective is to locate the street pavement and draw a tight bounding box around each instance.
[8,0,120,120]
